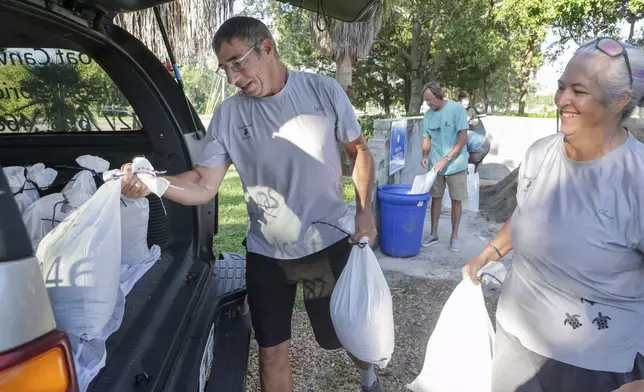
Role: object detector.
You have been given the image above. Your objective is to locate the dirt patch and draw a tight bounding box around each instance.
[479,167,519,223]
[245,272,501,391]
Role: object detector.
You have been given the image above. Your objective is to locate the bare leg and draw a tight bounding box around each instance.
[450,199,463,241]
[430,197,442,237]
[259,341,292,392]
[348,352,378,388]
[348,352,371,370]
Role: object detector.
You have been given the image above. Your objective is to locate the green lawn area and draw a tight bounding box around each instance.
[213,166,356,256]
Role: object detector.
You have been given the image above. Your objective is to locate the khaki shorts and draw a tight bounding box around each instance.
[431,169,468,201]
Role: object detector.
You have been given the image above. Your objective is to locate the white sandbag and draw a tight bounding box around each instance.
[120,196,156,265]
[38,178,122,341]
[465,164,480,213]
[407,278,494,392]
[132,157,170,197]
[62,155,110,208]
[409,169,437,195]
[27,163,58,188]
[3,164,57,213]
[442,164,480,212]
[22,193,72,250]
[330,218,395,368]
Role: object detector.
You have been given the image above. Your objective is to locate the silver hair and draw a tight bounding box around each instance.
[212,16,279,59]
[575,39,644,121]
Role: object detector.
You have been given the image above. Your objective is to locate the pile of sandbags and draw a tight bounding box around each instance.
[37,156,166,392]
[22,155,110,250]
[3,164,57,214]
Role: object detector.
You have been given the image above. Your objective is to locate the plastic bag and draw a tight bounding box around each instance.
[22,193,73,250]
[62,155,110,208]
[442,164,480,212]
[330,219,395,368]
[38,177,122,340]
[407,278,494,392]
[409,169,437,195]
[3,164,57,213]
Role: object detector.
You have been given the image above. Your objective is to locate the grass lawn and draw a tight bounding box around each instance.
[213,166,356,256]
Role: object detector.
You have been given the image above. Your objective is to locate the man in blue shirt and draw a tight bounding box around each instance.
[421,82,469,251]
[458,91,491,172]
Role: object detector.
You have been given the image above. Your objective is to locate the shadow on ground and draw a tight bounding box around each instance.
[245,272,501,391]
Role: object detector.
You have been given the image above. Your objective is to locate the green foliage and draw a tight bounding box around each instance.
[272,4,334,74]
[181,66,217,114]
[0,49,134,133]
[358,115,377,139]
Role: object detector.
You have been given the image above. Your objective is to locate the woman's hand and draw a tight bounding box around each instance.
[462,250,494,284]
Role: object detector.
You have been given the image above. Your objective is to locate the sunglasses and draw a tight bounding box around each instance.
[588,37,633,88]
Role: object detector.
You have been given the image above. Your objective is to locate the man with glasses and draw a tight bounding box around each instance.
[122,16,381,392]
[420,82,469,252]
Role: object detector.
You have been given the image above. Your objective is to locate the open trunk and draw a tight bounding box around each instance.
[0,1,250,390]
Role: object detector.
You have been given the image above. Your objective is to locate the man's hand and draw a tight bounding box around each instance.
[432,157,449,173]
[120,163,150,199]
[351,209,377,245]
[613,380,644,392]
[421,156,429,169]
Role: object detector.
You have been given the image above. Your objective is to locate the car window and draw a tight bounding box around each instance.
[0,48,141,133]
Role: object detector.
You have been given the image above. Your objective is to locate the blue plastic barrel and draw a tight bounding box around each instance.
[378,184,431,258]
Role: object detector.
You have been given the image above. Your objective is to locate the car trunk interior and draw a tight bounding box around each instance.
[0,3,224,388]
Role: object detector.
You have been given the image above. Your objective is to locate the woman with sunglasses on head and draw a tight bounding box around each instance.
[462,37,644,392]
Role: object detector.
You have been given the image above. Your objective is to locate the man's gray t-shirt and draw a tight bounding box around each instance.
[497,132,644,372]
[197,70,361,259]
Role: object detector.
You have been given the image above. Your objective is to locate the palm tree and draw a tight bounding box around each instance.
[309,1,387,93]
[114,0,235,66]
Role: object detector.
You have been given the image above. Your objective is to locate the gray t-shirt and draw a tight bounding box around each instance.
[497,132,644,372]
[197,70,361,259]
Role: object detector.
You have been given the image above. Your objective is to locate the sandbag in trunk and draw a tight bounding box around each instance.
[3,164,57,213]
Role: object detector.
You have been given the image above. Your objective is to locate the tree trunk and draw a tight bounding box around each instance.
[335,55,353,91]
[382,72,391,116]
[335,54,354,176]
[517,34,536,115]
[628,18,636,43]
[407,20,423,115]
[403,76,411,113]
[483,76,490,113]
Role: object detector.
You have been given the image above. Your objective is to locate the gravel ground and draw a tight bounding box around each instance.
[245,271,501,392]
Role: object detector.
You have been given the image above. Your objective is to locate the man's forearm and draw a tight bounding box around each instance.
[352,145,375,213]
[161,164,229,206]
[422,137,432,158]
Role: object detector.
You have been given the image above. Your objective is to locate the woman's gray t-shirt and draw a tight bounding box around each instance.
[497,132,644,372]
[196,70,361,259]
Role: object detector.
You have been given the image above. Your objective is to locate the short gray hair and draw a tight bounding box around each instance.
[575,39,644,121]
[212,16,279,58]
[422,82,444,100]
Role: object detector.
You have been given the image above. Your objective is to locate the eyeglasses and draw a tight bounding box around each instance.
[216,46,256,77]
[588,37,633,88]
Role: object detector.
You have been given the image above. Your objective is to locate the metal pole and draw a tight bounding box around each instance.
[153,7,183,90]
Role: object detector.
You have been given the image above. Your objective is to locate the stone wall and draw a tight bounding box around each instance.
[367,115,559,244]
[368,115,559,188]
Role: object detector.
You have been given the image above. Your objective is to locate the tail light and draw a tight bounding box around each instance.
[0,330,78,392]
